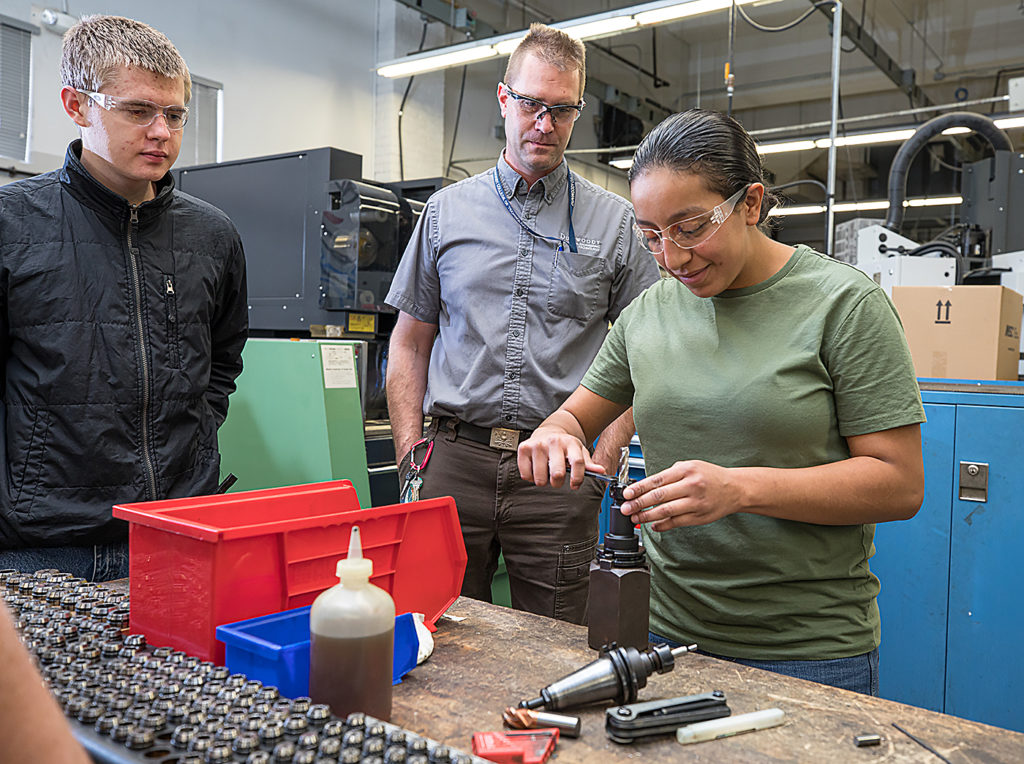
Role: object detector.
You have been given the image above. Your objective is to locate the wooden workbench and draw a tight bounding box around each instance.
[392,597,1024,762]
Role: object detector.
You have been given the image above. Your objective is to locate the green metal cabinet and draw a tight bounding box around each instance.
[217,339,371,504]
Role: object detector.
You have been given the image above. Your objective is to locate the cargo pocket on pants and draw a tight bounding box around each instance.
[554,536,598,622]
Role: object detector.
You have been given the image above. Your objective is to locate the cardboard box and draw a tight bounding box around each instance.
[892,285,1023,381]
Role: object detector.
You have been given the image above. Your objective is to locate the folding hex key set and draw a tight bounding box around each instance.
[1,569,489,764]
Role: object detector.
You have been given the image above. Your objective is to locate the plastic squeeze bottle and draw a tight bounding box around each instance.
[309,525,395,721]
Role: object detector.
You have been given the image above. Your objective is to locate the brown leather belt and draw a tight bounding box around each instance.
[438,417,534,451]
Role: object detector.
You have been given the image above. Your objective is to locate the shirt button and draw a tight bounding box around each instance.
[515,288,524,297]
[505,415,513,422]
[512,330,520,337]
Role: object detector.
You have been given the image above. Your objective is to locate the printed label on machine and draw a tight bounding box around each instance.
[322,344,358,389]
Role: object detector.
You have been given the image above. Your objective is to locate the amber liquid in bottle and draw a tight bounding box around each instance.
[309,627,394,721]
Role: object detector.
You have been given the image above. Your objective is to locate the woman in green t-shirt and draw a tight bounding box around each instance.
[517,108,925,695]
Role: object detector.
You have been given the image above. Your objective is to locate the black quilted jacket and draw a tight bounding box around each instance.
[0,141,247,548]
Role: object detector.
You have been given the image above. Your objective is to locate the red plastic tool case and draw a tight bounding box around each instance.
[112,480,465,663]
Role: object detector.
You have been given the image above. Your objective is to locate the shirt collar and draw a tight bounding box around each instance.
[496,152,569,204]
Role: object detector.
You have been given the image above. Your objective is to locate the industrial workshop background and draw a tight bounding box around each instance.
[2,0,1024,751]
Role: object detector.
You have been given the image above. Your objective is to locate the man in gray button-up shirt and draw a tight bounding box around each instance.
[385,23,660,624]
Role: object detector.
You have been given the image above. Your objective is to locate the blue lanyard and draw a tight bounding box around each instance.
[493,166,578,254]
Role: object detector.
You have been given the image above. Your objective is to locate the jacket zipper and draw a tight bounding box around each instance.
[128,205,158,500]
[164,275,181,369]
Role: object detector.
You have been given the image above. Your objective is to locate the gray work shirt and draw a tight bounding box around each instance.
[385,154,660,430]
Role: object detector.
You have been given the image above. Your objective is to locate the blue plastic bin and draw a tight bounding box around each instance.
[216,607,419,700]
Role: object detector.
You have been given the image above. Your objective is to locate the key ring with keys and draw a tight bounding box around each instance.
[401,437,434,502]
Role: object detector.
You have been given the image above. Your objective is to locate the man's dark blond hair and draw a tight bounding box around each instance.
[60,15,192,103]
[504,23,586,100]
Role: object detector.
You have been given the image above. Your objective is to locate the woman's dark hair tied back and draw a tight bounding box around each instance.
[629,108,779,225]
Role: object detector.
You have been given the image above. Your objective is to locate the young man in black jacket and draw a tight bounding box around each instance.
[0,15,248,580]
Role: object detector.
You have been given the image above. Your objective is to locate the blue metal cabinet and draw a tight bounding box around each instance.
[874,381,1024,733]
[945,401,1024,731]
[873,401,954,713]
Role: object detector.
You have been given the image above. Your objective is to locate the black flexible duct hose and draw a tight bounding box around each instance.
[884,112,1012,233]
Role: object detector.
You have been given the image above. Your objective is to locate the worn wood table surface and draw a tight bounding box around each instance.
[392,597,1024,763]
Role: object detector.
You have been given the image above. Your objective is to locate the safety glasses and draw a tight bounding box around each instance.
[501,82,585,125]
[79,90,189,131]
[633,185,751,253]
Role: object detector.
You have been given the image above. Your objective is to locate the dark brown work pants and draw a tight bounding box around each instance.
[407,418,604,625]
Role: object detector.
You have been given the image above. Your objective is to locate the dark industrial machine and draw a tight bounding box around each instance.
[587,448,651,651]
[173,148,438,421]
[517,641,697,712]
[320,178,420,314]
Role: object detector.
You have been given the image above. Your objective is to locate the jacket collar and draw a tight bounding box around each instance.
[496,152,568,204]
[59,139,176,221]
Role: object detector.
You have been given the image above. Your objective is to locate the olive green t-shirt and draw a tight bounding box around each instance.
[581,245,926,660]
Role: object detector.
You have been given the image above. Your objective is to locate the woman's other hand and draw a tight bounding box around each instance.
[621,460,743,530]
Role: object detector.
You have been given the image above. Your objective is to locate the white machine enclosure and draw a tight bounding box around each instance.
[854,224,956,297]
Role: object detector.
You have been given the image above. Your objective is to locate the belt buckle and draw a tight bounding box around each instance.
[489,427,521,451]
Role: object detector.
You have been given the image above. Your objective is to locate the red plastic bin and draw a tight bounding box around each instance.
[112,479,466,664]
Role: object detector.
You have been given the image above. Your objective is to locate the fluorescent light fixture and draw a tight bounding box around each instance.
[635,0,761,25]
[815,129,915,148]
[768,204,825,216]
[377,44,497,78]
[612,114,1022,169]
[768,196,963,217]
[614,135,820,164]
[494,36,525,55]
[905,195,963,207]
[757,139,818,155]
[749,115,1024,157]
[377,0,764,78]
[834,200,889,212]
[558,16,639,40]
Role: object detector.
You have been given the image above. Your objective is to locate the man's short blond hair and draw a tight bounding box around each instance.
[60,15,192,103]
[504,23,586,100]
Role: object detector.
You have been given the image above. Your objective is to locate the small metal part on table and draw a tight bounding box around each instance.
[503,706,582,738]
[853,733,882,747]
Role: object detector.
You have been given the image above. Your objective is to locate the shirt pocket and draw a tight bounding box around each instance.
[162,273,182,369]
[546,250,605,322]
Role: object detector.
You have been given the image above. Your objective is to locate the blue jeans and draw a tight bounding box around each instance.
[0,542,129,582]
[650,631,879,696]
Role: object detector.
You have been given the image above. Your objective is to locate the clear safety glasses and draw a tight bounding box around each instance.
[501,83,585,125]
[633,185,751,253]
[79,90,190,130]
